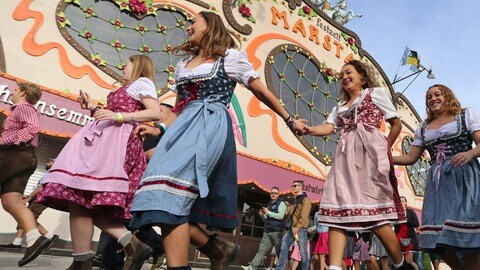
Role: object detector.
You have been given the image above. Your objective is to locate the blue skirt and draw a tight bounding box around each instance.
[130,100,238,231]
[420,158,480,252]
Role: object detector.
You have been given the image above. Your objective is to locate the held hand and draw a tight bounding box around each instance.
[262,207,270,214]
[451,151,474,167]
[258,209,265,215]
[78,90,95,110]
[134,124,161,138]
[93,109,116,121]
[290,118,309,136]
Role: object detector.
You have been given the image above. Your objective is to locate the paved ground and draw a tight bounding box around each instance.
[0,250,208,270]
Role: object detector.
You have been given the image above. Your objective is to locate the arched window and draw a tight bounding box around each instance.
[265,44,340,165]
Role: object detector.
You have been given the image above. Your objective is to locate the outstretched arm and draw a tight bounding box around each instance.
[392,145,424,165]
[308,123,335,136]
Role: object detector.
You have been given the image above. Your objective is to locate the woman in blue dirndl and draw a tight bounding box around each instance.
[394,84,480,270]
[128,11,307,270]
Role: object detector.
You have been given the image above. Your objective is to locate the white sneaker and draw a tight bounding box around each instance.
[241,265,253,270]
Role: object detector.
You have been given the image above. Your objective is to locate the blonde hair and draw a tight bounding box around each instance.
[126,55,155,84]
[339,60,379,102]
[18,82,42,105]
[425,84,461,124]
[173,11,240,59]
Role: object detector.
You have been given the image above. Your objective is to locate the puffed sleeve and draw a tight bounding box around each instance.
[411,122,426,147]
[464,107,480,133]
[126,77,158,102]
[371,87,400,120]
[325,106,338,126]
[224,48,260,88]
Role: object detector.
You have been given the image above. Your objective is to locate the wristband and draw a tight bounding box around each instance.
[155,122,167,133]
[285,115,295,129]
[116,113,123,124]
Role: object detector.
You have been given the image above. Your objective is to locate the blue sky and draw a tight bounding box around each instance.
[342,0,478,119]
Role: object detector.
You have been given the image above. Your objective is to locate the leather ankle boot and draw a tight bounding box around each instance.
[123,233,153,270]
[197,235,239,270]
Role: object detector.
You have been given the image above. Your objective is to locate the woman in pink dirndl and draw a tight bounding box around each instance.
[36,55,161,269]
[306,60,414,270]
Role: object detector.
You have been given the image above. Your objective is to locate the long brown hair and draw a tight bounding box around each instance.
[173,11,240,59]
[339,60,379,102]
[425,84,461,124]
[127,55,155,84]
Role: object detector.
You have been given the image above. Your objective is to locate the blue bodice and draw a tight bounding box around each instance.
[424,110,473,161]
[176,58,237,106]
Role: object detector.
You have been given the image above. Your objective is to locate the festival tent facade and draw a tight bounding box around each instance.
[0,0,429,264]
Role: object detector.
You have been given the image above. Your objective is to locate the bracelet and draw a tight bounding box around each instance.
[91,106,101,114]
[116,113,123,124]
[285,115,295,129]
[155,122,167,133]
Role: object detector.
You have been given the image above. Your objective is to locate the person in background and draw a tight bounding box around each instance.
[427,252,441,270]
[128,11,307,270]
[395,196,419,270]
[36,55,162,269]
[275,180,312,270]
[290,239,311,270]
[0,158,59,252]
[306,60,413,270]
[309,209,329,270]
[0,82,53,267]
[393,84,480,270]
[242,186,286,270]
[352,232,371,270]
[369,233,390,270]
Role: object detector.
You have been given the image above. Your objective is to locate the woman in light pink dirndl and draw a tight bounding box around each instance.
[306,60,415,270]
[36,55,161,269]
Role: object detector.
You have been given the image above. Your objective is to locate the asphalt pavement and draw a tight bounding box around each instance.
[0,250,207,270]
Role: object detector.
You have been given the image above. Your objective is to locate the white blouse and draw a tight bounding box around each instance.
[326,87,400,128]
[412,107,480,146]
[169,48,260,92]
[125,77,158,103]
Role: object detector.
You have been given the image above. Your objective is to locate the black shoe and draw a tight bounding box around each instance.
[44,234,59,251]
[0,243,22,250]
[17,236,50,267]
[92,253,104,268]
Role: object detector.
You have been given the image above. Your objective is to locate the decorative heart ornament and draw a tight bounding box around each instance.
[56,0,195,91]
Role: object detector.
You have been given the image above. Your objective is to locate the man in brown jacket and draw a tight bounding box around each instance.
[275,180,312,270]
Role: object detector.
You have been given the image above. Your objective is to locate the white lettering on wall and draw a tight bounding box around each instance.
[0,84,93,126]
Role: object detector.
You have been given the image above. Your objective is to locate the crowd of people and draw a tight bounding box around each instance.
[0,10,479,270]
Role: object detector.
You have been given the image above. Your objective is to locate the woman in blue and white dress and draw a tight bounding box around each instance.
[128,11,307,270]
[393,84,480,270]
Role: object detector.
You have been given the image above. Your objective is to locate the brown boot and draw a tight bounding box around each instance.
[197,235,239,270]
[123,233,153,270]
[65,257,93,270]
